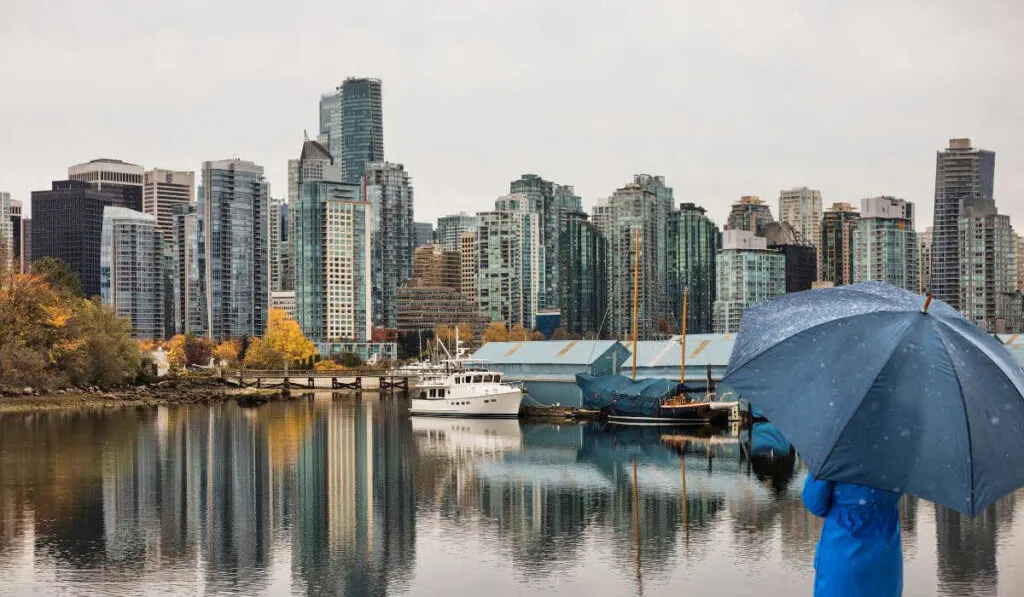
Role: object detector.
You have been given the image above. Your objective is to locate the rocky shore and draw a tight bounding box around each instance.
[0,378,283,413]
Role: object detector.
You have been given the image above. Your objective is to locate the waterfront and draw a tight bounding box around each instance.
[0,395,1021,596]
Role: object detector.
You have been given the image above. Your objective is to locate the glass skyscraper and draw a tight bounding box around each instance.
[475,194,544,328]
[172,203,206,336]
[725,196,774,236]
[931,138,996,310]
[436,213,477,252]
[559,211,607,336]
[201,159,269,339]
[713,230,785,333]
[958,197,1016,332]
[294,139,371,342]
[100,206,163,338]
[319,78,384,184]
[667,203,720,334]
[852,196,918,292]
[821,202,860,286]
[366,162,414,329]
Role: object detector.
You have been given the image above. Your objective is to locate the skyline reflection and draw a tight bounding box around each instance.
[0,398,1018,596]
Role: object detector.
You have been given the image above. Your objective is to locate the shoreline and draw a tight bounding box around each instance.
[0,379,284,414]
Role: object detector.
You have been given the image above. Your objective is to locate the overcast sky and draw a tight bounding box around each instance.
[2,0,1022,229]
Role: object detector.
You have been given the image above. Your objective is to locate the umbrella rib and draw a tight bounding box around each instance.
[933,317,1024,397]
[814,320,917,480]
[729,313,868,374]
[934,328,976,516]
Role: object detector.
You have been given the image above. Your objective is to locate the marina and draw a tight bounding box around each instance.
[0,396,1020,596]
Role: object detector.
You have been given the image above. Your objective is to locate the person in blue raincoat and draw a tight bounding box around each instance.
[802,476,903,596]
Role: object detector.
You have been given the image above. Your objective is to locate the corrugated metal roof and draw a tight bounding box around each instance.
[620,334,737,368]
[472,340,626,365]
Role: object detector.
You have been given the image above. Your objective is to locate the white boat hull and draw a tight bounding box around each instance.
[410,390,524,418]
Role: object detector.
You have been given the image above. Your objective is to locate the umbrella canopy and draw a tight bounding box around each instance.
[722,281,1024,517]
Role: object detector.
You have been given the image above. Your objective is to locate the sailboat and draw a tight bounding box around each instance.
[576,228,738,424]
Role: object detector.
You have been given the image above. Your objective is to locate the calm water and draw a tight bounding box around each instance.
[0,395,1021,596]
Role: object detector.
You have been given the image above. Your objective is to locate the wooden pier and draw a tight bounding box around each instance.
[227,370,414,392]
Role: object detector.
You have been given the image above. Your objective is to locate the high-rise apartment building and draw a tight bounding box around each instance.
[437,212,478,252]
[713,230,786,333]
[397,279,485,334]
[919,227,933,295]
[31,180,141,297]
[100,207,163,338]
[725,196,774,236]
[414,222,434,247]
[958,198,1016,332]
[142,169,195,246]
[1016,234,1024,292]
[201,159,269,339]
[820,202,860,287]
[8,198,22,270]
[172,204,206,336]
[764,221,817,292]
[667,203,721,333]
[593,178,668,339]
[508,175,584,311]
[293,138,371,342]
[852,196,918,292]
[366,162,414,329]
[931,138,996,310]
[319,78,384,184]
[412,244,460,289]
[0,192,11,261]
[269,198,291,292]
[559,211,607,336]
[475,194,544,329]
[779,187,823,278]
[459,231,477,299]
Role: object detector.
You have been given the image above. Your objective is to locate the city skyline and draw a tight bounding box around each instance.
[2,2,1022,231]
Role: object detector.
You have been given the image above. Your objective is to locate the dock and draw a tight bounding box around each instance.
[227,370,415,392]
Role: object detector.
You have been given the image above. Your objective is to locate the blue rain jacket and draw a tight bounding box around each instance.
[802,477,902,596]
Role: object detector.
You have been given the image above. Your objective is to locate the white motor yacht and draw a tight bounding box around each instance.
[409,331,523,418]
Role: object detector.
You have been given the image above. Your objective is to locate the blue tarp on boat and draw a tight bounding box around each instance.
[750,422,791,457]
[575,373,683,411]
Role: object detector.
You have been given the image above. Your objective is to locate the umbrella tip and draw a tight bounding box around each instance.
[922,295,933,314]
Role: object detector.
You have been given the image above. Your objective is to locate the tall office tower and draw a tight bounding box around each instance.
[821,202,860,287]
[593,178,668,339]
[268,198,291,292]
[0,192,11,261]
[852,196,919,292]
[319,78,384,184]
[8,198,21,270]
[172,204,206,336]
[437,212,478,252]
[931,138,996,310]
[100,207,163,338]
[31,180,141,297]
[919,227,933,295]
[459,231,477,299]
[293,138,371,342]
[365,162,414,329]
[67,158,144,210]
[201,159,269,339]
[667,203,721,333]
[21,219,31,271]
[559,211,607,336]
[284,158,301,292]
[509,174,584,311]
[764,221,817,293]
[779,187,823,278]
[713,230,786,333]
[475,194,544,329]
[725,195,775,236]
[414,222,434,247]
[958,197,1016,332]
[142,169,195,246]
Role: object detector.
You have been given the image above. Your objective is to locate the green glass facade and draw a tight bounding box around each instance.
[667,203,720,333]
[559,212,607,335]
[852,219,919,292]
[713,234,785,333]
[475,196,544,328]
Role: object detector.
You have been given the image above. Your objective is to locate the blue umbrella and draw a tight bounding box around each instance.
[722,281,1024,517]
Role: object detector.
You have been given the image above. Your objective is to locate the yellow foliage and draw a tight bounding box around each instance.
[212,339,241,366]
[243,337,286,370]
[262,308,317,365]
[166,334,186,370]
[314,360,345,372]
[482,322,509,343]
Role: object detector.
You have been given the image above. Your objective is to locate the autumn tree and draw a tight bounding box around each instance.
[509,324,532,341]
[243,337,286,369]
[529,329,545,340]
[456,322,475,346]
[212,339,241,367]
[31,257,83,298]
[166,334,186,370]
[184,334,212,367]
[551,327,570,341]
[60,299,141,386]
[263,308,318,366]
[482,322,509,343]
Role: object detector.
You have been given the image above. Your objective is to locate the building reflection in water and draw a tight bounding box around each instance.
[0,400,1019,595]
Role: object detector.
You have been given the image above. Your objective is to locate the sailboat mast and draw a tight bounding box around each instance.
[680,287,688,383]
[632,227,640,380]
